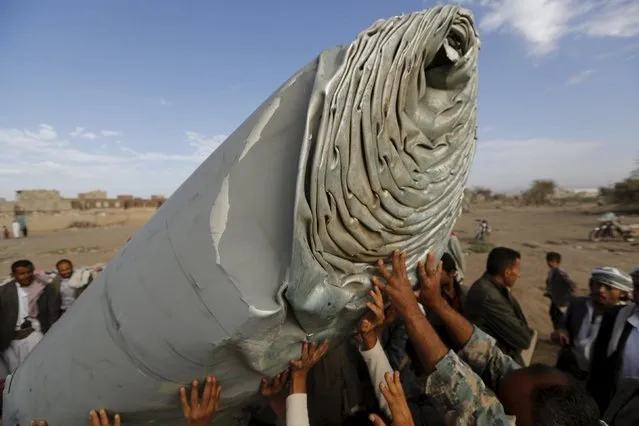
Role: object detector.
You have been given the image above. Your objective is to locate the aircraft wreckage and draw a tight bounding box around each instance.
[3,4,479,425]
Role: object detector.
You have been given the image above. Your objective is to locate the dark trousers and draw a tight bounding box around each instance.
[549,302,565,330]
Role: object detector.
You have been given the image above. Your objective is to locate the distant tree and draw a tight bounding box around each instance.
[610,178,639,204]
[492,192,507,201]
[522,179,557,205]
[473,187,493,199]
[630,159,639,180]
[601,160,639,205]
[599,186,613,197]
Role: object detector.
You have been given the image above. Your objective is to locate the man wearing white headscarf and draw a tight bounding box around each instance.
[555,267,632,381]
[587,266,638,413]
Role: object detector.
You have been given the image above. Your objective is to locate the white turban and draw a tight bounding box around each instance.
[591,266,633,293]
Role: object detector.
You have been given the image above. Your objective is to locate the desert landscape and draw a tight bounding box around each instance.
[1,203,638,365]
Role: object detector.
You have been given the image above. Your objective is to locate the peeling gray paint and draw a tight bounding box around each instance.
[210,175,230,264]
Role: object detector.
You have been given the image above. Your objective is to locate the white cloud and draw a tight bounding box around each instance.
[0,124,226,199]
[579,0,639,38]
[160,98,171,106]
[70,126,102,140]
[185,132,227,161]
[565,69,595,85]
[69,126,84,138]
[465,0,639,55]
[100,130,122,137]
[468,137,635,190]
[80,132,98,140]
[34,124,58,141]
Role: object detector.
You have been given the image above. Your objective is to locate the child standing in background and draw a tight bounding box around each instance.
[545,251,576,330]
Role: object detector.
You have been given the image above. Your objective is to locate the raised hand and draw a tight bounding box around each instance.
[180,376,222,426]
[373,250,421,319]
[359,285,389,350]
[368,371,415,426]
[260,370,289,417]
[89,409,121,426]
[417,252,444,312]
[289,340,329,394]
[290,341,329,375]
[259,369,289,398]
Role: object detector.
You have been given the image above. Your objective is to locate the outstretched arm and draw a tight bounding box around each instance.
[358,285,397,418]
[416,256,520,390]
[287,341,329,426]
[375,251,515,425]
[372,251,448,374]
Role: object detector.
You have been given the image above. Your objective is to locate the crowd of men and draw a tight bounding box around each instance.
[0,245,638,426]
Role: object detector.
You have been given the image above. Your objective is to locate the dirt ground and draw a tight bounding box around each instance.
[1,205,638,366]
[457,205,638,365]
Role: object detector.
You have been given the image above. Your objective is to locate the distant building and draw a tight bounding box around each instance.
[0,189,166,214]
[552,187,599,199]
[14,189,72,213]
[71,192,166,210]
[78,190,108,199]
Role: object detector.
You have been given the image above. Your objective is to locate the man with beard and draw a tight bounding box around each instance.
[51,259,96,314]
[0,259,61,373]
[588,266,638,413]
[553,267,632,382]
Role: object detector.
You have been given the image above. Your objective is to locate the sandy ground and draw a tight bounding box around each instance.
[1,205,638,365]
[457,205,638,365]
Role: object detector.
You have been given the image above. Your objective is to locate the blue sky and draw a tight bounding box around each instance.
[0,0,638,199]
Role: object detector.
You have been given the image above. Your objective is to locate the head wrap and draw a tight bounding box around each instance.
[591,267,633,293]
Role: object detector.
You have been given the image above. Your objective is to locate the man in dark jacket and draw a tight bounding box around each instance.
[464,247,533,365]
[0,259,61,373]
[587,266,638,413]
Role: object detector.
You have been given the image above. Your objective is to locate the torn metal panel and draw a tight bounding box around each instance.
[3,5,478,425]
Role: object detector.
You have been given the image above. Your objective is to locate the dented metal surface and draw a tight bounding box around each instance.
[3,5,478,425]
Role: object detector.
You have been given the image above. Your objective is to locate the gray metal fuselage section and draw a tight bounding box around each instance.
[3,5,479,425]
[2,54,326,426]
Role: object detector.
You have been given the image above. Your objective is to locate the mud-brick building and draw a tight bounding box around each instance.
[72,190,122,210]
[116,194,165,209]
[0,198,15,214]
[14,189,72,213]
[70,192,166,210]
[1,189,166,213]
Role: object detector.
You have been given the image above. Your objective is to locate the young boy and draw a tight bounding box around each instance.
[545,252,576,330]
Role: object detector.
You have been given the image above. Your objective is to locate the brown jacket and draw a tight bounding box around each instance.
[0,280,61,351]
